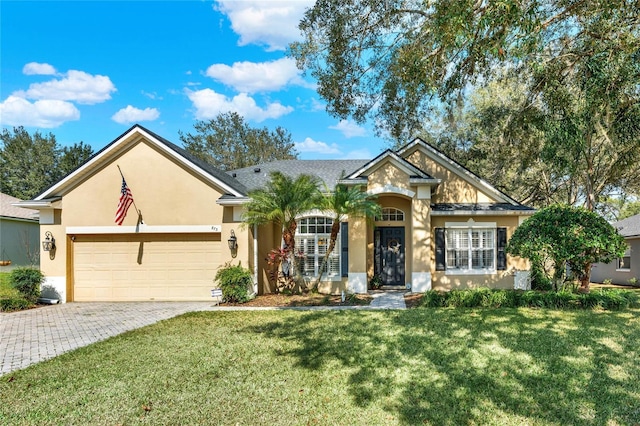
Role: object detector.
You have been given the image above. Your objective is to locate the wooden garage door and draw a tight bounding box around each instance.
[72,233,222,301]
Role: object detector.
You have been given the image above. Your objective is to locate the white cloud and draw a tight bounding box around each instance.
[343,148,372,159]
[22,62,57,75]
[0,95,80,128]
[295,137,341,155]
[187,88,293,122]
[215,0,314,51]
[329,119,367,138]
[16,70,116,105]
[112,105,160,124]
[206,57,310,93]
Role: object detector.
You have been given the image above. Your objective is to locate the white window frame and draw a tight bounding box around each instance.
[376,207,405,222]
[295,216,341,280]
[444,222,497,275]
[617,245,631,271]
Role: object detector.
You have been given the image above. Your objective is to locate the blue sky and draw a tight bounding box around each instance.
[0,1,390,160]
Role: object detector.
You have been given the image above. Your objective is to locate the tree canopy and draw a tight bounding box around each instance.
[506,204,626,292]
[179,112,298,171]
[292,1,640,211]
[0,127,94,200]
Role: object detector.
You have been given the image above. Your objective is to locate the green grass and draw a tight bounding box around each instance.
[2,309,640,425]
[0,272,19,298]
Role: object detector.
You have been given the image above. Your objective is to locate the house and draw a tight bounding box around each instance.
[591,213,640,285]
[1,193,39,269]
[18,125,534,302]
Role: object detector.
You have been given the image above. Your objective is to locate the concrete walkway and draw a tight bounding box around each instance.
[0,292,407,376]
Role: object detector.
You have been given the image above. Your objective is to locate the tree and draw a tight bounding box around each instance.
[311,183,381,290]
[292,0,639,141]
[58,142,94,177]
[1,127,59,200]
[242,171,322,291]
[179,112,298,171]
[1,127,95,200]
[506,205,626,292]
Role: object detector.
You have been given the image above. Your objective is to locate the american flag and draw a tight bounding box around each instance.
[115,176,134,225]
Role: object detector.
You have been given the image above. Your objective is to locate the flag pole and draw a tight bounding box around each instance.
[117,165,142,217]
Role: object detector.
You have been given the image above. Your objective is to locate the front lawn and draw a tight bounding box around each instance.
[0,272,19,298]
[1,308,639,425]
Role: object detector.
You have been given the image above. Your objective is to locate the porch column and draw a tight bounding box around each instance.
[411,189,432,292]
[347,216,368,294]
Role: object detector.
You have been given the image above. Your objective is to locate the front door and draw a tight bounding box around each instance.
[375,227,405,286]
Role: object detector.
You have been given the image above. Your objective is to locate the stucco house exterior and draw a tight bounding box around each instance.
[1,192,39,269]
[591,213,640,285]
[18,125,534,302]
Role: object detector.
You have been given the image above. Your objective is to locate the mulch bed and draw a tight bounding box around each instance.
[221,292,425,308]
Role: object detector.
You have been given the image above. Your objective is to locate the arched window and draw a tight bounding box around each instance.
[295,217,340,278]
[376,207,405,221]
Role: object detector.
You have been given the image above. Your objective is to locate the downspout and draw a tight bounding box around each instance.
[253,224,259,295]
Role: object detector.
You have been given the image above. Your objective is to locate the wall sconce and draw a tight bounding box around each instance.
[42,231,56,251]
[228,230,238,258]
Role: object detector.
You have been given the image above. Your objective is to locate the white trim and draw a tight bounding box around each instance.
[411,272,432,292]
[398,138,518,205]
[432,210,534,216]
[216,197,250,206]
[35,126,245,200]
[445,220,496,228]
[368,184,415,198]
[347,272,367,294]
[615,268,631,272]
[445,269,497,275]
[67,224,222,234]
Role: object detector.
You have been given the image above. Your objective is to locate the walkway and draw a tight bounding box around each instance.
[1,291,407,376]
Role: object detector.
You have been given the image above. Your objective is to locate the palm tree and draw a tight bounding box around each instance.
[243,171,322,289]
[311,183,381,290]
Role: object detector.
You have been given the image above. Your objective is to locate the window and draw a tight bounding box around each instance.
[618,245,631,271]
[446,228,495,272]
[376,208,404,221]
[435,225,506,273]
[295,217,340,278]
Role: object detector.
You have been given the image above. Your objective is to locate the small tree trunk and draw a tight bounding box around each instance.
[311,221,341,291]
[578,263,592,293]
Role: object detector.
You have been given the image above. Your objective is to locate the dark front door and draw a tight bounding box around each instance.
[375,227,405,286]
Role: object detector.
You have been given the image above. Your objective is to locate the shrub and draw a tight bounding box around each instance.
[214,262,253,304]
[602,278,612,285]
[0,297,32,312]
[628,277,639,287]
[420,290,446,307]
[10,267,44,303]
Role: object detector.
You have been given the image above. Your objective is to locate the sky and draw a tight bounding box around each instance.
[0,0,390,160]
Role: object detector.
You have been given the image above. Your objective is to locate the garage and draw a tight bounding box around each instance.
[71,233,222,302]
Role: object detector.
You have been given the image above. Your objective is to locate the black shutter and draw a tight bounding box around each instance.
[341,222,349,277]
[435,228,446,271]
[497,227,507,270]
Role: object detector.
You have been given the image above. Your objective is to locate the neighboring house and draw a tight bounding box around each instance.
[591,213,640,285]
[18,125,534,302]
[0,193,39,268]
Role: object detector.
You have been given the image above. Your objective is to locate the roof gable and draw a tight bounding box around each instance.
[34,125,247,200]
[344,149,437,181]
[397,138,520,205]
[1,193,38,221]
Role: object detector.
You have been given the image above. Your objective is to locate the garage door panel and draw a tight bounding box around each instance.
[73,234,223,301]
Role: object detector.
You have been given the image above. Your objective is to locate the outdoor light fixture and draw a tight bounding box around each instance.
[228,230,238,257]
[42,231,55,252]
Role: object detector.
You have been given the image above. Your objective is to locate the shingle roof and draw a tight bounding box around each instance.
[613,214,640,238]
[229,160,368,192]
[431,203,535,212]
[1,193,38,220]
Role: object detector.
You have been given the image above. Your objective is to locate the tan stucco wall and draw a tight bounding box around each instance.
[430,215,529,290]
[368,163,412,192]
[406,150,496,203]
[38,138,248,294]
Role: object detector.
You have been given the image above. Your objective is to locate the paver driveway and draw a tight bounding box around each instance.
[0,302,214,376]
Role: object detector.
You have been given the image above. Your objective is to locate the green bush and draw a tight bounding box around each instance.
[10,267,44,303]
[0,297,32,312]
[417,288,638,310]
[214,262,253,304]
